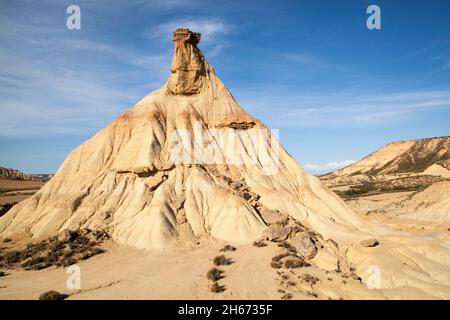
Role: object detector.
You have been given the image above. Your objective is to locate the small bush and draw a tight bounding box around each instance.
[211,282,225,293]
[219,245,236,252]
[301,274,319,285]
[0,229,108,271]
[271,253,290,262]
[284,259,309,269]
[0,271,5,277]
[271,261,282,269]
[281,293,293,300]
[213,255,232,266]
[38,291,69,300]
[207,268,223,281]
[253,240,267,247]
[3,238,12,243]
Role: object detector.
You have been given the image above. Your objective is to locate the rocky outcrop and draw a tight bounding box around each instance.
[167,28,207,95]
[321,136,450,187]
[0,167,34,181]
[0,28,369,249]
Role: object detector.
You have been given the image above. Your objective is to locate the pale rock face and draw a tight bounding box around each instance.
[290,232,318,259]
[0,28,372,249]
[167,28,206,95]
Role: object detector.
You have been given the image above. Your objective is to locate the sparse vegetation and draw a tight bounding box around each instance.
[253,240,267,247]
[0,203,15,217]
[0,228,108,270]
[271,261,282,269]
[336,175,449,198]
[271,253,290,262]
[281,293,293,300]
[284,259,309,269]
[38,291,69,300]
[206,267,223,281]
[301,274,319,285]
[210,282,225,293]
[213,255,233,266]
[219,244,236,252]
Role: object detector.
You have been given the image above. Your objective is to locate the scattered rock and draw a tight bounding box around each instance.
[259,209,286,225]
[360,238,380,247]
[262,225,292,242]
[290,232,317,259]
[230,181,243,190]
[38,291,69,300]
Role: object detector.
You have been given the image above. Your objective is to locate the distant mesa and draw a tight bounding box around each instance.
[0,167,53,182]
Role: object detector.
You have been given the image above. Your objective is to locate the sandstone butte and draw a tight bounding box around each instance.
[1,29,449,298]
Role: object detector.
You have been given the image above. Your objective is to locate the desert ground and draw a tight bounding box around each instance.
[0,180,45,211]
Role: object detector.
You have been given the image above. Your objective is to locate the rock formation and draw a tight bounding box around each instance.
[0,28,368,249]
[1,29,450,299]
[0,167,34,181]
[321,136,450,187]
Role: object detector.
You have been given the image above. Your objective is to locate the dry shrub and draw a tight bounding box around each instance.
[219,245,236,252]
[207,267,223,281]
[281,293,293,300]
[253,240,267,247]
[213,255,232,266]
[284,259,309,269]
[38,291,69,300]
[211,282,225,293]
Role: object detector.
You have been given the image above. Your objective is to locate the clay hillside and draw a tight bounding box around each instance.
[1,29,450,300]
[320,136,450,194]
[320,136,450,227]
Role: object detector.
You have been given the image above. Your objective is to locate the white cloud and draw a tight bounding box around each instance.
[237,88,450,128]
[303,160,356,175]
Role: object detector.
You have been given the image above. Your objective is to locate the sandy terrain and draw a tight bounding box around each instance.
[0,180,44,206]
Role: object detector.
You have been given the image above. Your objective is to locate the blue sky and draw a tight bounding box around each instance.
[1,0,450,174]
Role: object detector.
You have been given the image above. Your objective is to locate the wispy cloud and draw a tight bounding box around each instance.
[0,6,172,138]
[238,88,450,128]
[303,160,355,175]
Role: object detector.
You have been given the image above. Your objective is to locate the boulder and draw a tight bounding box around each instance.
[290,232,317,259]
[262,225,292,241]
[259,209,286,225]
[360,238,379,247]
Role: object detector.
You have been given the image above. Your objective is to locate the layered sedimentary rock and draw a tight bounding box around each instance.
[0,28,367,248]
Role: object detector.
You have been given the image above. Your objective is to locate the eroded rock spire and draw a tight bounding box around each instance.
[167,28,207,95]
